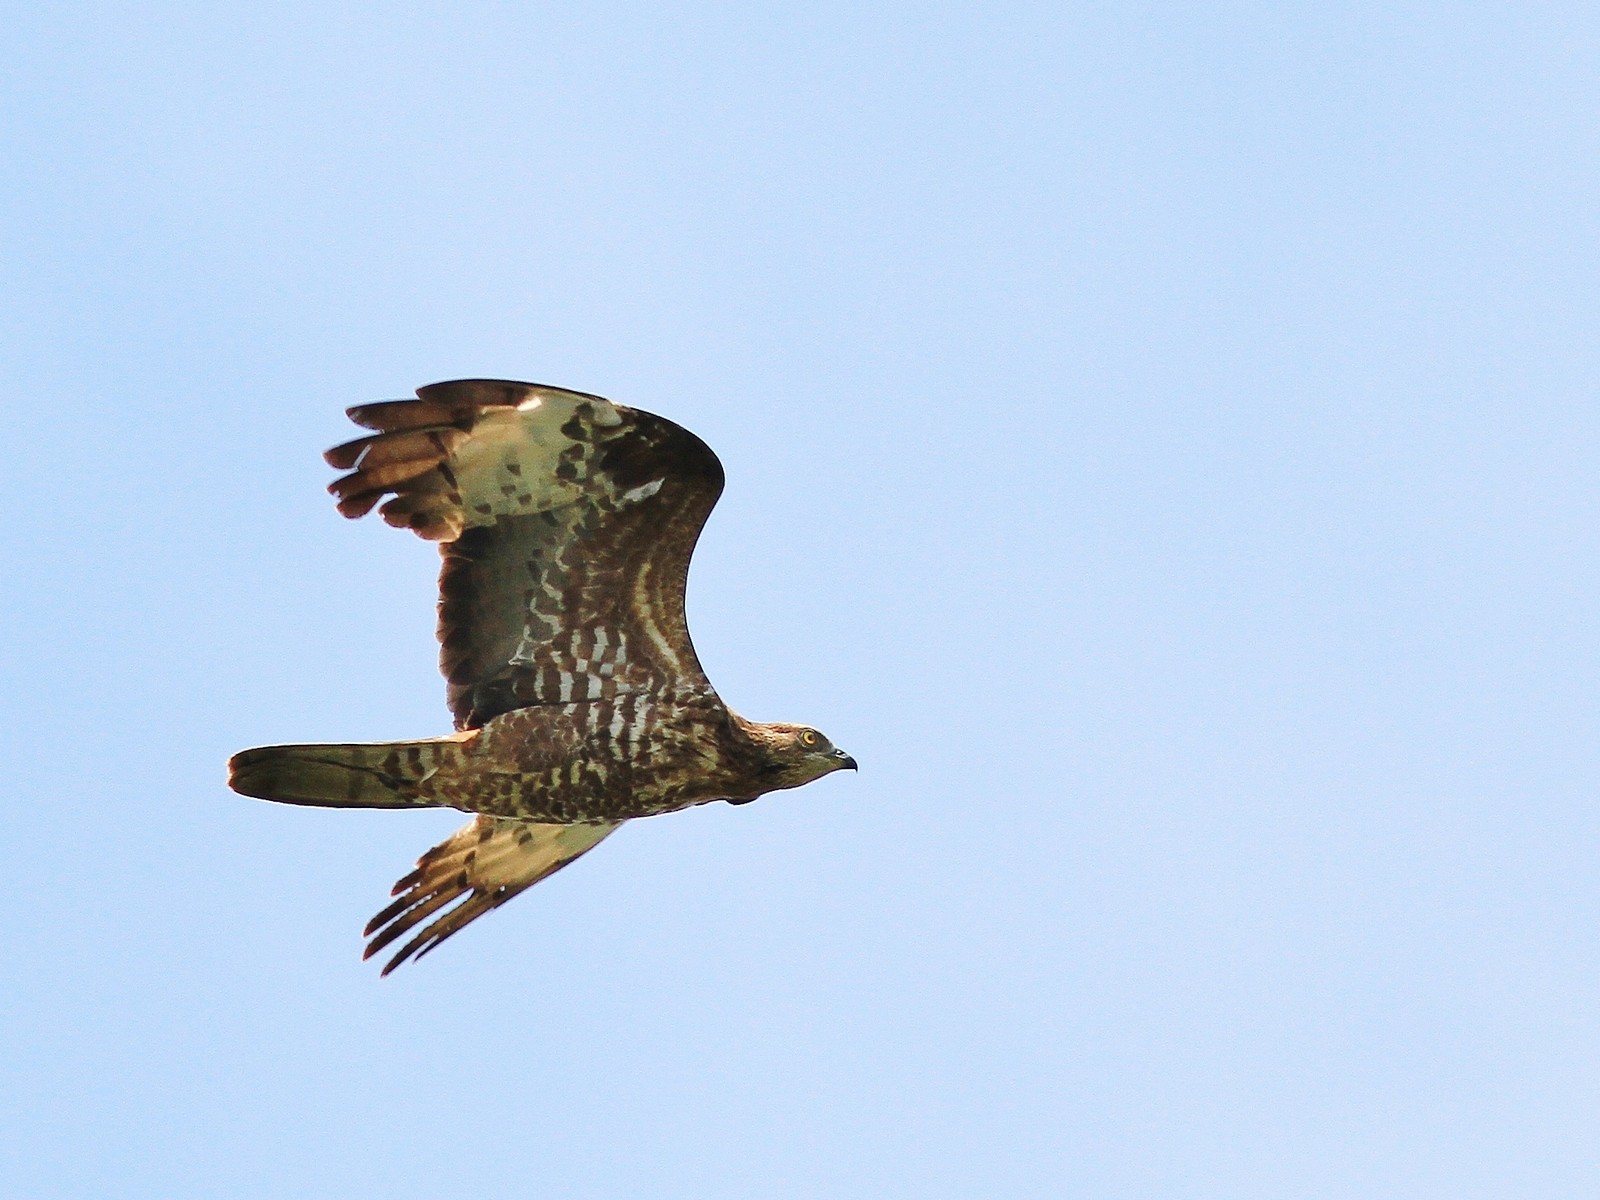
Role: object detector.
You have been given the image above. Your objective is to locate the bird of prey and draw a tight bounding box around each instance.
[229,379,855,974]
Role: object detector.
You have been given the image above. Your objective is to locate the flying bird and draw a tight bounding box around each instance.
[228,379,855,973]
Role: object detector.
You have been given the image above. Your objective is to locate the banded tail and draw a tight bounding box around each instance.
[227,734,475,810]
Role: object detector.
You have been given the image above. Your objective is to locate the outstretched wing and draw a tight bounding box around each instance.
[325,380,725,728]
[363,815,621,975]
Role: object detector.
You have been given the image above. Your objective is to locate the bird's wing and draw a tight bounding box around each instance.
[363,815,622,975]
[326,380,726,728]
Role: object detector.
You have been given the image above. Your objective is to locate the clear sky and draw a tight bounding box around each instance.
[5,4,1598,1197]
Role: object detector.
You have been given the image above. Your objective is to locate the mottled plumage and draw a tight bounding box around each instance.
[229,379,855,973]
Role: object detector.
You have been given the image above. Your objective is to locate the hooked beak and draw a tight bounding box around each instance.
[836,751,858,771]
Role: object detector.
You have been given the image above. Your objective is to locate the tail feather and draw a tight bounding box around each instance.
[227,734,474,810]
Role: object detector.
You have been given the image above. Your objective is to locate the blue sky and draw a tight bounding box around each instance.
[5,4,1598,1197]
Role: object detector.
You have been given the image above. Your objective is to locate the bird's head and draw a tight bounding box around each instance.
[749,722,857,792]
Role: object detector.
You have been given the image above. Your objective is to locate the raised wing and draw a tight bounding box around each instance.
[363,815,621,975]
[326,380,725,728]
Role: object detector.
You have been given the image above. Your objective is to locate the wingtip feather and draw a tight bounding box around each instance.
[363,818,620,975]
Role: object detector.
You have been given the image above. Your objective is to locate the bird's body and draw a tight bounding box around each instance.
[228,379,854,972]
[409,689,740,822]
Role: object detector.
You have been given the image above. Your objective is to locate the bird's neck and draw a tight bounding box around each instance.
[720,711,795,791]
[727,711,787,751]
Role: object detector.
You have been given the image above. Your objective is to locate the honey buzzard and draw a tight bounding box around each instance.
[229,380,855,973]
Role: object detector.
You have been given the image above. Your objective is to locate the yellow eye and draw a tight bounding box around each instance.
[801,731,818,747]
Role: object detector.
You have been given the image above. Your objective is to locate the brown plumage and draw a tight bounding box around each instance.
[229,379,855,973]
